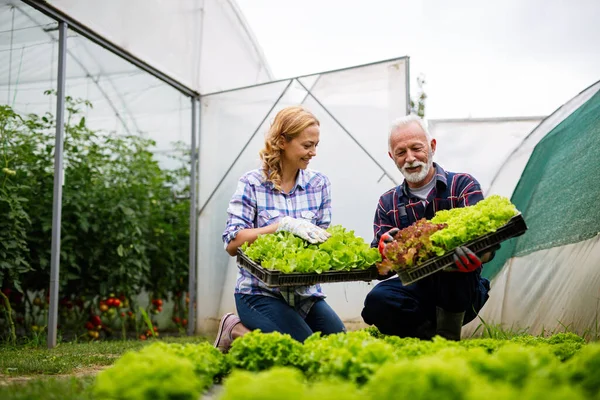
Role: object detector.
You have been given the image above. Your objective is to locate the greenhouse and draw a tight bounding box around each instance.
[1,1,599,399]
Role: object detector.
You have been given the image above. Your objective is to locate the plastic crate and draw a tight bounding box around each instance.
[397,213,528,286]
[237,249,379,288]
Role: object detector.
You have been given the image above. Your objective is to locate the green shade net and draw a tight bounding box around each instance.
[483,89,600,280]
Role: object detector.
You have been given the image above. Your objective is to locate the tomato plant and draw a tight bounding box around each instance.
[0,94,192,340]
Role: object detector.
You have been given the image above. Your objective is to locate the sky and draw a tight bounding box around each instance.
[236,0,600,119]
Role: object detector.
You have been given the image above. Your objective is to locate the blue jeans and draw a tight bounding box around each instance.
[235,293,346,342]
[361,270,490,338]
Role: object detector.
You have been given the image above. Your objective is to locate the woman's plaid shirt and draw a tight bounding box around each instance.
[223,168,331,317]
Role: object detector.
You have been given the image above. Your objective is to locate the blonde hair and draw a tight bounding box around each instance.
[259,106,320,191]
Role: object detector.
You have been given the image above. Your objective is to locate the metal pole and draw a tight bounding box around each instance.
[47,20,68,349]
[198,79,293,214]
[295,79,399,186]
[187,97,198,335]
[21,0,197,98]
[405,57,411,115]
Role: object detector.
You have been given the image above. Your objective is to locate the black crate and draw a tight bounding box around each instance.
[237,249,379,288]
[397,213,528,286]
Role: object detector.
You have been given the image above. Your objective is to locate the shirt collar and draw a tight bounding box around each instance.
[264,169,308,192]
[296,169,308,190]
[400,163,447,197]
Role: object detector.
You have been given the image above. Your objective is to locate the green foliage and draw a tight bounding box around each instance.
[564,343,600,399]
[365,354,475,400]
[302,330,398,384]
[4,330,594,400]
[0,105,33,291]
[0,95,190,337]
[430,195,519,250]
[226,330,305,372]
[93,346,202,400]
[143,342,230,387]
[218,367,365,400]
[242,225,380,273]
[466,344,563,388]
[218,367,307,400]
[409,74,427,118]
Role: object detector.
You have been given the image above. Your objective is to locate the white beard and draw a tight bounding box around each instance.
[399,156,433,184]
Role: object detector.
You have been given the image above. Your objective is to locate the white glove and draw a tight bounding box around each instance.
[276,216,331,244]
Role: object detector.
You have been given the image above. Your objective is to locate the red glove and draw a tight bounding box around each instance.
[451,246,482,272]
[378,228,400,258]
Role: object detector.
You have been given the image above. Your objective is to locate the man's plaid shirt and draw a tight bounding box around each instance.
[372,163,484,247]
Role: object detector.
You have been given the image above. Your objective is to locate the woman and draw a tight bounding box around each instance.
[214,106,346,352]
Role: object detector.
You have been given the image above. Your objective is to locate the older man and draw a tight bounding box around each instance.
[361,114,493,341]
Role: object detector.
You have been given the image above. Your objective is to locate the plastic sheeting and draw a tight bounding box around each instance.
[429,117,543,194]
[2,0,273,166]
[463,235,600,337]
[196,58,409,333]
[0,2,193,169]
[47,0,272,93]
[466,80,600,337]
[487,81,600,198]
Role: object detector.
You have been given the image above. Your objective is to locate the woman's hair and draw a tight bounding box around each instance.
[259,106,320,191]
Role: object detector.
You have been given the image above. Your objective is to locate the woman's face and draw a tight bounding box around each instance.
[281,124,320,171]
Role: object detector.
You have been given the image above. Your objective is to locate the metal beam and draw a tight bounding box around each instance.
[201,56,410,97]
[295,79,399,186]
[47,20,67,349]
[187,97,198,336]
[198,79,293,214]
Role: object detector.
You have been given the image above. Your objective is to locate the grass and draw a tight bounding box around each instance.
[469,312,600,342]
[0,336,208,377]
[0,377,95,400]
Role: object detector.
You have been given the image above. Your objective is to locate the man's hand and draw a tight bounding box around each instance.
[449,246,482,272]
[378,228,400,258]
[276,216,331,244]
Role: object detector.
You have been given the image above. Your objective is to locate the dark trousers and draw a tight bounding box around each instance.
[361,271,490,338]
[235,293,346,343]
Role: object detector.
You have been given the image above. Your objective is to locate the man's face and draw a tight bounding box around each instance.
[388,122,436,185]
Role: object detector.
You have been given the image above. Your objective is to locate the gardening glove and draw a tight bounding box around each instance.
[277,216,331,244]
[378,228,400,258]
[449,246,482,273]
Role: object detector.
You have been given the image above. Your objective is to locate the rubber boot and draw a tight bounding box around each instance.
[415,319,435,340]
[435,307,465,341]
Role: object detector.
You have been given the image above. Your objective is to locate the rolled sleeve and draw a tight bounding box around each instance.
[222,178,256,247]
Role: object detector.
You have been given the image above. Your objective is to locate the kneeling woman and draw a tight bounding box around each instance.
[214,106,346,352]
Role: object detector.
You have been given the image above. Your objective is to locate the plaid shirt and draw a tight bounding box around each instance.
[372,163,484,247]
[223,168,331,318]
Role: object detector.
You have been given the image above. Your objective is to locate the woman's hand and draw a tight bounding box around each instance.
[276,216,331,244]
